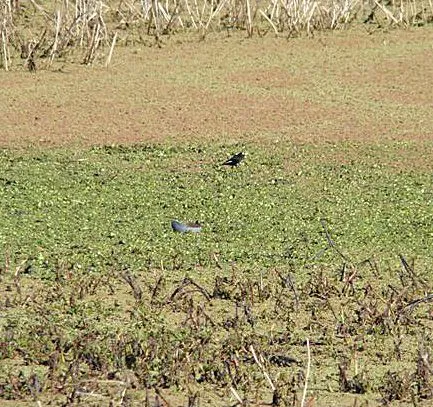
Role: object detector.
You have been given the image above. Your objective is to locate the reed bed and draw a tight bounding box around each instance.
[1,0,432,69]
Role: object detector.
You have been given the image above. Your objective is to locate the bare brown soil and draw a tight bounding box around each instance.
[1,27,433,150]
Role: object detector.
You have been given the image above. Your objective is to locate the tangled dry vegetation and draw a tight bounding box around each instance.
[2,237,433,405]
[1,0,433,70]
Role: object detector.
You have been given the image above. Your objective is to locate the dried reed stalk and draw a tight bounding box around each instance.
[259,9,279,35]
[246,0,253,36]
[250,345,276,391]
[1,0,13,70]
[1,29,9,71]
[204,0,227,30]
[49,9,61,65]
[374,0,400,24]
[105,30,117,67]
[301,338,311,407]
[184,0,198,28]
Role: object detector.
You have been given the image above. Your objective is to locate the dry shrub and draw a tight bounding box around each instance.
[1,0,111,70]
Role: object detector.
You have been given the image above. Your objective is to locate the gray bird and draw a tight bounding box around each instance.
[171,220,202,233]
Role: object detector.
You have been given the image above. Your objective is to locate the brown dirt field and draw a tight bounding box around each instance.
[1,27,433,149]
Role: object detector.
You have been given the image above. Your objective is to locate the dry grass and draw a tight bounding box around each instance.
[1,0,433,70]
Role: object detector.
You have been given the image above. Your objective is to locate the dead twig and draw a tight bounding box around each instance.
[301,338,311,407]
[404,294,433,313]
[320,219,351,263]
[120,270,143,301]
[168,277,211,302]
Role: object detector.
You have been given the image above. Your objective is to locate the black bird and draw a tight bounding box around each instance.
[222,152,245,167]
